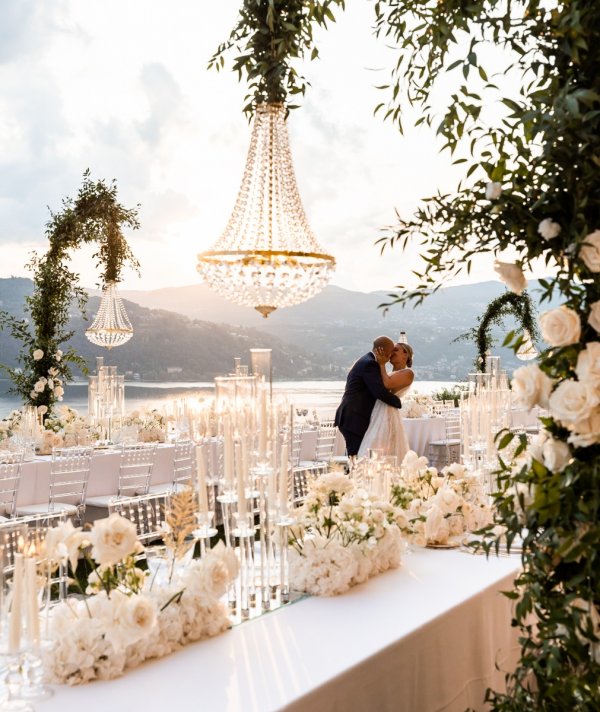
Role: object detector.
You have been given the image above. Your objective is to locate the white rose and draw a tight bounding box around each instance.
[567,408,600,448]
[33,381,45,393]
[579,229,600,272]
[540,306,581,347]
[37,405,48,415]
[32,349,44,361]
[549,380,597,425]
[485,182,502,200]
[44,521,85,570]
[538,218,561,241]
[576,341,600,396]
[47,379,54,390]
[89,513,141,566]
[588,301,600,334]
[55,350,63,362]
[494,261,527,295]
[54,386,64,397]
[511,363,554,409]
[541,438,571,472]
[122,594,157,640]
[30,391,37,399]
[48,367,59,377]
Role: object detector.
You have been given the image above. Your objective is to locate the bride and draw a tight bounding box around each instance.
[357,342,415,461]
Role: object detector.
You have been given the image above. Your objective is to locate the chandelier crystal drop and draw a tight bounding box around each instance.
[85,281,133,350]
[197,103,336,318]
[516,329,538,361]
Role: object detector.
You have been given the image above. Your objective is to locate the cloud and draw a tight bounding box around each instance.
[136,63,183,145]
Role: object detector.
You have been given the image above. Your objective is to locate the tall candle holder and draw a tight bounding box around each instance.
[88,357,126,442]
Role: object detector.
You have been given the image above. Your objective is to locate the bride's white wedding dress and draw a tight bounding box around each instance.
[357,376,412,461]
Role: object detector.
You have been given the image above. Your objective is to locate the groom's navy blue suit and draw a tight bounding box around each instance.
[334,352,402,456]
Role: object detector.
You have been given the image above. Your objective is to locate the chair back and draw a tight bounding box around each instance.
[118,442,157,497]
[0,449,24,517]
[173,440,195,488]
[315,420,337,462]
[108,491,169,544]
[0,510,67,572]
[50,446,93,515]
[431,401,457,416]
[291,426,305,467]
[444,410,461,441]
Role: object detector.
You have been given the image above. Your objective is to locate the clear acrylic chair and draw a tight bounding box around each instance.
[427,410,462,469]
[148,439,195,495]
[86,442,157,512]
[0,449,25,520]
[108,491,169,545]
[16,446,93,524]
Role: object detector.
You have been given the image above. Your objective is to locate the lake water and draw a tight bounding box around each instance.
[0,379,461,419]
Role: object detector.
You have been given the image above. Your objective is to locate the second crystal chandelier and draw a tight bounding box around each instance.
[197,103,336,318]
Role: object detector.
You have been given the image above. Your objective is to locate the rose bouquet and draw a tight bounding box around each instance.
[288,472,406,596]
[123,408,169,442]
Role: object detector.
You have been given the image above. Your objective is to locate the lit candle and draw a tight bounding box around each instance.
[223,415,234,491]
[196,444,209,520]
[235,441,246,521]
[25,557,40,648]
[259,390,268,459]
[279,442,289,514]
[8,553,24,654]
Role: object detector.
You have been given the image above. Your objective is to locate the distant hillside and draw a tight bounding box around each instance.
[0,279,344,381]
[0,277,558,381]
[119,279,560,378]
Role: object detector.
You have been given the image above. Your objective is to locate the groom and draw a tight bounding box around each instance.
[334,336,402,457]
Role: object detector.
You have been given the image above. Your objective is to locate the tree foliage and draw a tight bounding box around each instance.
[208,0,345,116]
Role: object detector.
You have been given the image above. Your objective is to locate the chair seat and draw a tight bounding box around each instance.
[15,502,77,516]
[85,495,113,509]
[145,482,187,495]
[428,438,461,447]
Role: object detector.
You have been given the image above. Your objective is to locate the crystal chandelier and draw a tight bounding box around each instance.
[85,281,133,349]
[197,103,335,318]
[516,329,538,360]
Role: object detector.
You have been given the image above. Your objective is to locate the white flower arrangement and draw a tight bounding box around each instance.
[402,394,434,418]
[391,452,493,546]
[0,410,22,444]
[123,408,169,442]
[538,218,561,241]
[288,472,405,596]
[42,514,239,685]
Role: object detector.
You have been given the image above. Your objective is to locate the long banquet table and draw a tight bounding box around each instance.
[38,549,520,712]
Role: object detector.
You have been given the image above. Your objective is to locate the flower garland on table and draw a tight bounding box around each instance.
[0,410,22,445]
[288,472,406,596]
[41,512,238,685]
[391,452,493,547]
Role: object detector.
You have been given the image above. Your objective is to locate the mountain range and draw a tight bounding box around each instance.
[0,277,558,382]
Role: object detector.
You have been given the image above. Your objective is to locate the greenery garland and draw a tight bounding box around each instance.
[0,171,139,417]
[208,0,345,116]
[455,291,540,371]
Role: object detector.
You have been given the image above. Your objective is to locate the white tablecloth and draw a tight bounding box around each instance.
[37,549,520,712]
[16,445,176,507]
[328,416,446,459]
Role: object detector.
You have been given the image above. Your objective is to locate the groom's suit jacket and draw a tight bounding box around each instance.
[334,352,402,448]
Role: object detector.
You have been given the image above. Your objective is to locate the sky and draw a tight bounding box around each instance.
[0,1,544,295]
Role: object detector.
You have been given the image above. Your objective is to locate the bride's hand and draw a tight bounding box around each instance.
[374,346,388,365]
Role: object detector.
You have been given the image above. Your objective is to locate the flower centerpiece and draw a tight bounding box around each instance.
[122,408,169,443]
[402,394,434,418]
[42,511,238,685]
[0,410,22,447]
[288,472,406,596]
[391,452,493,547]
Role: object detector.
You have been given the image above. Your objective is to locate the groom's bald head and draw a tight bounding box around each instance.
[372,336,395,360]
